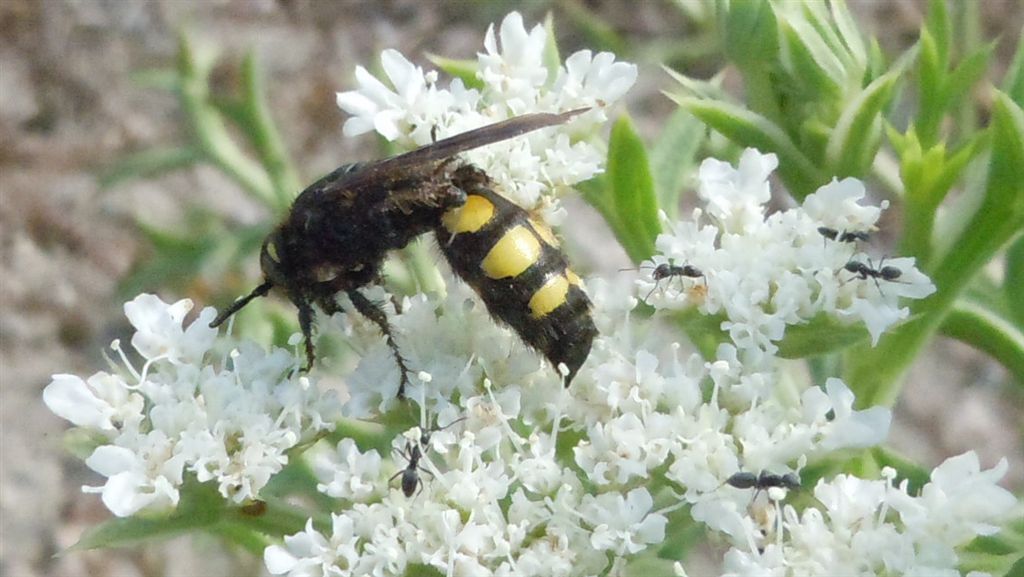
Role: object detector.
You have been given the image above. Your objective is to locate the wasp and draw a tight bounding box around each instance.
[209,109,596,398]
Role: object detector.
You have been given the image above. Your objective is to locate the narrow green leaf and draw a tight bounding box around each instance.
[917,28,947,146]
[721,0,778,71]
[667,94,826,198]
[425,55,484,91]
[99,146,202,189]
[542,12,561,85]
[69,481,224,551]
[240,51,302,211]
[941,298,1024,385]
[1002,29,1024,105]
[176,33,275,207]
[776,315,869,359]
[826,71,897,176]
[649,109,704,220]
[778,15,845,93]
[603,115,660,262]
[1006,235,1024,328]
[924,0,951,67]
[69,515,208,551]
[663,66,731,101]
[945,42,995,113]
[829,0,867,68]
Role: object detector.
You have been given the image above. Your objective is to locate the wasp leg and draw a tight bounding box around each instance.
[297,300,317,372]
[346,289,411,399]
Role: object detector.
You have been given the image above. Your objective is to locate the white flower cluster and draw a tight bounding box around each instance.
[637,149,936,371]
[722,453,1017,576]
[43,11,1018,577]
[336,11,637,215]
[43,294,341,517]
[258,138,1011,574]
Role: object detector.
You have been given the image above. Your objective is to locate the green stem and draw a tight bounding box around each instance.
[177,31,276,206]
[241,52,302,212]
[941,299,1024,384]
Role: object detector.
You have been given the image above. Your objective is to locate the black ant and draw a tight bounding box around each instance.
[818,226,870,245]
[842,257,903,294]
[726,470,801,493]
[633,261,704,302]
[390,417,466,498]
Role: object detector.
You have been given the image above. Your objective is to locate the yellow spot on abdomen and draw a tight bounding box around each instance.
[482,225,541,279]
[566,269,583,287]
[442,195,495,234]
[528,216,559,247]
[529,274,570,318]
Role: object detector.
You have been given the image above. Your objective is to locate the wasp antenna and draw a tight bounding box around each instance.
[209,281,273,328]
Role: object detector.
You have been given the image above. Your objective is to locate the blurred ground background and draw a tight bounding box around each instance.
[1,1,1021,576]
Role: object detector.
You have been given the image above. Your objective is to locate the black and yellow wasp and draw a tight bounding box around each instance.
[210,110,597,398]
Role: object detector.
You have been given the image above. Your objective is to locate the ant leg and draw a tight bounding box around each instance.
[347,289,411,399]
[644,281,660,303]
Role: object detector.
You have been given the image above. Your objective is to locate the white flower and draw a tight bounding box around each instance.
[82,433,186,517]
[315,439,383,502]
[335,10,636,212]
[124,294,217,364]
[581,488,667,555]
[265,516,362,576]
[43,372,143,432]
[46,294,340,517]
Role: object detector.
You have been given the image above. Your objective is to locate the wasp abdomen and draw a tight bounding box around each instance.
[437,169,596,384]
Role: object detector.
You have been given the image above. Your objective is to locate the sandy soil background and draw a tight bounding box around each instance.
[1,1,1021,576]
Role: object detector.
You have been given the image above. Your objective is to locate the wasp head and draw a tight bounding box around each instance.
[208,229,285,329]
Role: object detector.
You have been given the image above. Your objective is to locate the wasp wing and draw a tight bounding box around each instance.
[331,108,589,192]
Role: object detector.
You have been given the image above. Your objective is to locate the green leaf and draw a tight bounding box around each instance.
[778,10,846,94]
[666,94,826,198]
[425,55,484,91]
[542,12,561,85]
[1006,235,1024,328]
[776,315,869,359]
[176,32,276,207]
[1003,29,1024,105]
[649,108,704,220]
[69,481,224,551]
[583,114,660,263]
[826,71,898,176]
[99,146,202,189]
[917,28,947,146]
[844,93,1024,408]
[720,0,778,72]
[941,297,1024,385]
[828,0,868,68]
[239,51,302,210]
[924,0,951,66]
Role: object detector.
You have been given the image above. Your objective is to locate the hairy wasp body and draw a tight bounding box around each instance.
[210,110,595,397]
